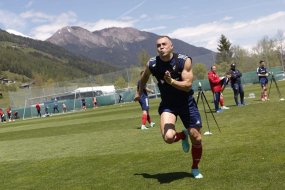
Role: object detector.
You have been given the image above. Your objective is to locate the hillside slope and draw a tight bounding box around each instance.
[0,29,116,82]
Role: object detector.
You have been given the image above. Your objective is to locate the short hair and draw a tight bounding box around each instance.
[157,35,172,41]
[211,65,217,70]
[259,60,265,64]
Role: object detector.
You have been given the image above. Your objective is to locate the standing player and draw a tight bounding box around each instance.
[53,98,59,113]
[136,71,155,130]
[257,60,269,101]
[227,63,245,106]
[134,36,203,178]
[81,98,86,110]
[35,103,41,117]
[6,106,12,121]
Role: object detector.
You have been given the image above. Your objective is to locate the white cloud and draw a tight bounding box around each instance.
[2,7,138,40]
[0,10,26,29]
[27,12,136,40]
[169,11,285,51]
[0,9,79,40]
[29,11,78,40]
[20,10,53,23]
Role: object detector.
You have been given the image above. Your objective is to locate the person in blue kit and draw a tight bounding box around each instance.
[134,36,203,179]
[53,98,59,113]
[256,60,269,101]
[136,71,155,130]
[227,63,245,106]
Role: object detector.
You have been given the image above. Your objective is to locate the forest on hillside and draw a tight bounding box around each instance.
[0,30,117,84]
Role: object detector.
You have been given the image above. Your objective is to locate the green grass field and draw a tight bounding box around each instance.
[0,81,285,190]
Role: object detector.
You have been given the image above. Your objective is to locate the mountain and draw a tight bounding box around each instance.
[0,29,116,82]
[47,26,216,68]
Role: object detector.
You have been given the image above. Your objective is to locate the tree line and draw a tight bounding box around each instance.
[193,31,285,80]
[114,31,285,89]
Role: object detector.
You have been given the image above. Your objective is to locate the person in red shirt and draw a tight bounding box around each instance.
[6,106,12,122]
[0,108,5,122]
[208,65,229,113]
[35,103,41,117]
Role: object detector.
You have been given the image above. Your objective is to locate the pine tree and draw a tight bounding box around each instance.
[216,34,233,65]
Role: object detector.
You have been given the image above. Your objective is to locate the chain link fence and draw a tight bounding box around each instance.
[3,64,284,120]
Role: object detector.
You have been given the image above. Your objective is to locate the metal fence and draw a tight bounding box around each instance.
[4,66,284,120]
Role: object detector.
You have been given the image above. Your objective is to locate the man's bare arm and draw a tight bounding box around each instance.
[164,58,193,92]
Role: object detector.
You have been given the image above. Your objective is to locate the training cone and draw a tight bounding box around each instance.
[204,131,212,136]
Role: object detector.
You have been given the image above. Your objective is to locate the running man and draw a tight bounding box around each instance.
[134,36,203,179]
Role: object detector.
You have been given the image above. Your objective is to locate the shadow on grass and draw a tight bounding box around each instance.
[134,172,192,184]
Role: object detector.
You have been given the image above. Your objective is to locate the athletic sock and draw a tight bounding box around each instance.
[191,144,202,169]
[141,113,147,125]
[174,131,186,142]
[219,95,224,106]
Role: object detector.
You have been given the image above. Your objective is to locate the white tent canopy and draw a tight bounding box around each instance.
[73,85,115,94]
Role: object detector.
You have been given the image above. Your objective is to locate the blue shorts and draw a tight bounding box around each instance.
[260,78,268,87]
[139,96,149,111]
[158,96,202,129]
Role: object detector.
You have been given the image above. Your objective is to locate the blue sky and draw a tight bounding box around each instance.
[0,0,284,51]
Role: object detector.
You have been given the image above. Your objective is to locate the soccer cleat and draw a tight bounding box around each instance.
[141,126,148,130]
[221,106,229,109]
[191,169,203,179]
[182,128,190,153]
[216,109,223,113]
[150,122,155,128]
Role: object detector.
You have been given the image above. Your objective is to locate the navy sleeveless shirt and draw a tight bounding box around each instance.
[148,53,193,107]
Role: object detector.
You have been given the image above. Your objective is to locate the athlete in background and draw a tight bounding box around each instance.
[136,71,155,130]
[257,60,269,101]
[227,63,245,106]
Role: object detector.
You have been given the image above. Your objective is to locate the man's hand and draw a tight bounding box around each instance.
[164,71,173,84]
